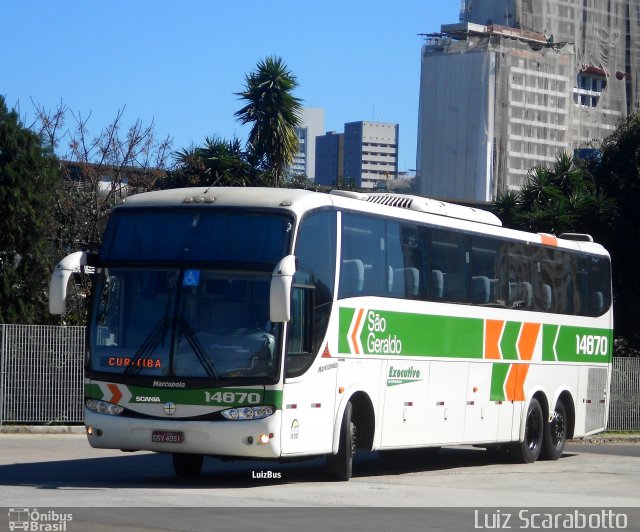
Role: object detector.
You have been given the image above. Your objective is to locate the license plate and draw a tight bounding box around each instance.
[151,430,184,443]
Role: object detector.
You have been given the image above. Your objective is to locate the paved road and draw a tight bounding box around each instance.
[0,434,638,531]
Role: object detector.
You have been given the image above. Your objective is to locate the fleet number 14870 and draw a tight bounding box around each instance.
[576,334,608,356]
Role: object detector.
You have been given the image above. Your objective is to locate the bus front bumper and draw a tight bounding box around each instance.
[84,409,282,458]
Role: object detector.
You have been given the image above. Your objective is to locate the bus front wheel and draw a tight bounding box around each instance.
[510,398,544,463]
[172,453,203,477]
[327,401,356,481]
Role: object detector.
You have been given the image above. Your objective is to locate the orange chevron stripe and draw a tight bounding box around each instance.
[485,320,504,359]
[351,308,364,355]
[108,383,123,404]
[505,363,530,401]
[518,322,541,361]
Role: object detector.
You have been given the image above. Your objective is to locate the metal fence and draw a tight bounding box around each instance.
[0,324,85,425]
[608,356,640,431]
[1,324,640,430]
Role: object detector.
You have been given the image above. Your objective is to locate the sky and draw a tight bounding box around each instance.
[2,1,461,173]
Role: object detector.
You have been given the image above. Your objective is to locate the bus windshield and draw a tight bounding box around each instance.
[88,208,294,383]
[90,268,280,381]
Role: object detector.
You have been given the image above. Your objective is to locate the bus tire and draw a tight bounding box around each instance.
[510,398,544,463]
[172,453,203,477]
[541,400,567,460]
[327,401,356,481]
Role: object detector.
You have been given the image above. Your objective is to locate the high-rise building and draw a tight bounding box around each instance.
[315,131,344,187]
[316,121,399,189]
[290,108,324,181]
[344,121,399,190]
[417,0,640,201]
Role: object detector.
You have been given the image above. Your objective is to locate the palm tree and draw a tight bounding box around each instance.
[235,56,302,187]
[170,136,264,188]
[494,153,612,235]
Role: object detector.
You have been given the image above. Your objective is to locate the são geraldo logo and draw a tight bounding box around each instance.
[347,309,403,355]
[8,508,73,531]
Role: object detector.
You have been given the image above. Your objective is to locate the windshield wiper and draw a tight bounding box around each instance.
[177,319,219,380]
[123,316,172,379]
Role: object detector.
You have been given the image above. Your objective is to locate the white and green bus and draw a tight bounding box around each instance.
[49,187,612,480]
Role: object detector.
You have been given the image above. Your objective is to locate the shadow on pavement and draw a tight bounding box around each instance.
[0,445,581,490]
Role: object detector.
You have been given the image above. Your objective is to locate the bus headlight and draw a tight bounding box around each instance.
[220,406,275,420]
[86,399,124,416]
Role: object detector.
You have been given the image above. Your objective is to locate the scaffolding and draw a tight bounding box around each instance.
[418,1,640,201]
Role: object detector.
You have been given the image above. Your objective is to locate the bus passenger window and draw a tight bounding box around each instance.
[540,248,572,314]
[340,213,386,298]
[506,243,535,309]
[431,229,468,303]
[574,256,590,315]
[386,222,423,299]
[470,236,503,306]
[589,256,611,316]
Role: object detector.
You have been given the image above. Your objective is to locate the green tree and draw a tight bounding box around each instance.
[284,172,317,190]
[493,153,612,236]
[333,176,357,191]
[166,136,266,188]
[235,56,302,187]
[0,97,62,323]
[588,113,640,350]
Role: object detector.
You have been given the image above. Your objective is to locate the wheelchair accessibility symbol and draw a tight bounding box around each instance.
[183,270,200,287]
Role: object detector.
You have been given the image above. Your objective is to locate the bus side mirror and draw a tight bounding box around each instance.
[270,254,297,323]
[49,251,95,314]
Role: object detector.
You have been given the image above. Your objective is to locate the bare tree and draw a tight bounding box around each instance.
[30,101,173,252]
[24,101,173,324]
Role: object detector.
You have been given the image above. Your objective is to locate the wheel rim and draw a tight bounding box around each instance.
[526,407,542,452]
[349,422,357,459]
[550,410,566,448]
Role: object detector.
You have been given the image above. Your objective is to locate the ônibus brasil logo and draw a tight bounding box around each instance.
[8,508,73,531]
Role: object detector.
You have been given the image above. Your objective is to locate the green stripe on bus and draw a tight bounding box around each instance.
[542,324,559,362]
[85,383,283,409]
[85,383,101,399]
[500,322,521,360]
[339,306,611,364]
[338,307,356,354]
[553,326,613,363]
[340,308,484,358]
[490,363,510,401]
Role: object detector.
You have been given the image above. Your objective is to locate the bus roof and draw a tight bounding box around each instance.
[121,186,332,212]
[118,187,608,256]
[329,190,502,226]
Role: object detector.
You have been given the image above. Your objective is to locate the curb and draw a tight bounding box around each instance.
[570,433,640,444]
[0,425,85,434]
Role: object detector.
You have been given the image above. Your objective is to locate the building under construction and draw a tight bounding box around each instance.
[417,0,640,202]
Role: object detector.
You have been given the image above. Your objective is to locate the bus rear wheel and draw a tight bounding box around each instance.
[510,398,543,463]
[541,400,567,460]
[172,453,203,477]
[327,401,356,481]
